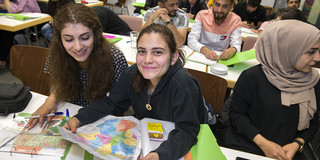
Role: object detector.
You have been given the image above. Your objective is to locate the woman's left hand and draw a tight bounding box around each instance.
[140,152,159,160]
[282,142,299,160]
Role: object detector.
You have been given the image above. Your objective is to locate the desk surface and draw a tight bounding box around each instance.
[0,92,275,160]
[0,12,50,32]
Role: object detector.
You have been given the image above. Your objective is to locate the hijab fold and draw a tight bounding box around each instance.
[256,20,320,130]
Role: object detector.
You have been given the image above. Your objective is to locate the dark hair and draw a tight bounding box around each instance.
[248,0,261,8]
[133,24,185,93]
[49,3,114,102]
[275,7,305,21]
[158,0,167,4]
[287,0,300,3]
[48,0,74,17]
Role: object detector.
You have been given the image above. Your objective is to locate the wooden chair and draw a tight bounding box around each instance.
[118,15,142,32]
[10,45,51,96]
[263,6,274,16]
[242,36,257,52]
[187,68,228,113]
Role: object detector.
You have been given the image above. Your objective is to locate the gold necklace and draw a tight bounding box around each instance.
[146,94,152,110]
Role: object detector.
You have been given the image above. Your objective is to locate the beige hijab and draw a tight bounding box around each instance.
[256,20,320,131]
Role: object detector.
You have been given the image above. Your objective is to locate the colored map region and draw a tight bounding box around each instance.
[58,116,141,160]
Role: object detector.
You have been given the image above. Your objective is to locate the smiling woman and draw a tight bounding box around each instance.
[225,20,320,160]
[66,24,209,160]
[26,3,128,129]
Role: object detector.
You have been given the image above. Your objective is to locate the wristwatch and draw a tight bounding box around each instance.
[165,19,173,25]
[293,139,304,153]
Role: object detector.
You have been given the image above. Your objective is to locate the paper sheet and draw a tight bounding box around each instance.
[218,49,256,66]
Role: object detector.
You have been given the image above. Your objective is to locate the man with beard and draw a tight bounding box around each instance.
[233,0,266,29]
[142,0,188,47]
[187,0,241,60]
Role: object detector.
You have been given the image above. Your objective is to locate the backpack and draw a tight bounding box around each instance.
[0,83,32,116]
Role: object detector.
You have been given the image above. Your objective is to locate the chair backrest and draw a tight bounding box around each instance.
[187,69,228,113]
[242,36,257,52]
[10,45,50,96]
[118,15,142,32]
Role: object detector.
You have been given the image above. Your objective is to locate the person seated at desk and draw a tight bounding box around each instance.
[225,20,320,160]
[233,0,266,29]
[142,0,189,48]
[178,0,207,20]
[188,0,242,60]
[41,0,74,41]
[252,7,305,49]
[26,3,128,129]
[0,0,40,69]
[65,24,209,160]
[267,0,301,20]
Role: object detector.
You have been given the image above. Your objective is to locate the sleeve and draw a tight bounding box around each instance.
[154,83,200,160]
[143,9,152,23]
[177,12,189,29]
[75,70,132,126]
[187,19,205,52]
[257,6,266,22]
[9,0,28,13]
[229,27,242,53]
[229,71,261,141]
[111,46,128,85]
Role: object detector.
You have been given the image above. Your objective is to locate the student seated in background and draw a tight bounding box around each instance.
[142,0,188,48]
[0,0,41,69]
[65,24,209,160]
[92,6,132,36]
[233,0,266,29]
[252,7,305,49]
[178,0,207,20]
[41,0,74,41]
[267,0,302,20]
[27,3,128,129]
[225,20,320,160]
[188,0,242,60]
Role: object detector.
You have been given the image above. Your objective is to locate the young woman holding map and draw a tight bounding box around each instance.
[66,24,209,160]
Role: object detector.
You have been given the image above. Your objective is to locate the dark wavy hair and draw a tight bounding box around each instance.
[133,24,185,93]
[275,7,305,22]
[49,3,114,102]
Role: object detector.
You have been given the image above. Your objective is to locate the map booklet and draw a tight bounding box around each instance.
[0,113,71,158]
[58,115,142,160]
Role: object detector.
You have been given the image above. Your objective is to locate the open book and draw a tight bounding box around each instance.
[0,113,71,159]
[58,115,226,160]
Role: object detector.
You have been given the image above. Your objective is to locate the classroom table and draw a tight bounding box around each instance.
[0,92,275,160]
[0,12,50,46]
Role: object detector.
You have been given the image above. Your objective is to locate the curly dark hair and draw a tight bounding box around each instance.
[133,24,185,93]
[49,3,114,102]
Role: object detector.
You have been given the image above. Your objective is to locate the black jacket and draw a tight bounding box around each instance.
[75,60,208,160]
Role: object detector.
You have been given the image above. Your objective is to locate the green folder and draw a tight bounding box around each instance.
[132,2,145,7]
[104,35,123,44]
[190,124,227,160]
[189,19,195,23]
[1,13,38,21]
[218,49,256,66]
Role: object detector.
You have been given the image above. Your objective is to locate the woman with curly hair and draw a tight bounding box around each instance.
[27,3,128,129]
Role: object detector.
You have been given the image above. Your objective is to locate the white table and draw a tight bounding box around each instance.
[0,12,51,46]
[0,92,274,160]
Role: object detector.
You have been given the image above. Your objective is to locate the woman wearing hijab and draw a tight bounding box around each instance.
[225,20,320,160]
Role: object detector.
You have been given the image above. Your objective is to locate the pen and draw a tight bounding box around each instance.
[66,109,70,130]
[25,112,63,119]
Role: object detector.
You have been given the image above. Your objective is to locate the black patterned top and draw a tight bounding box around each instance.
[44,46,128,107]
